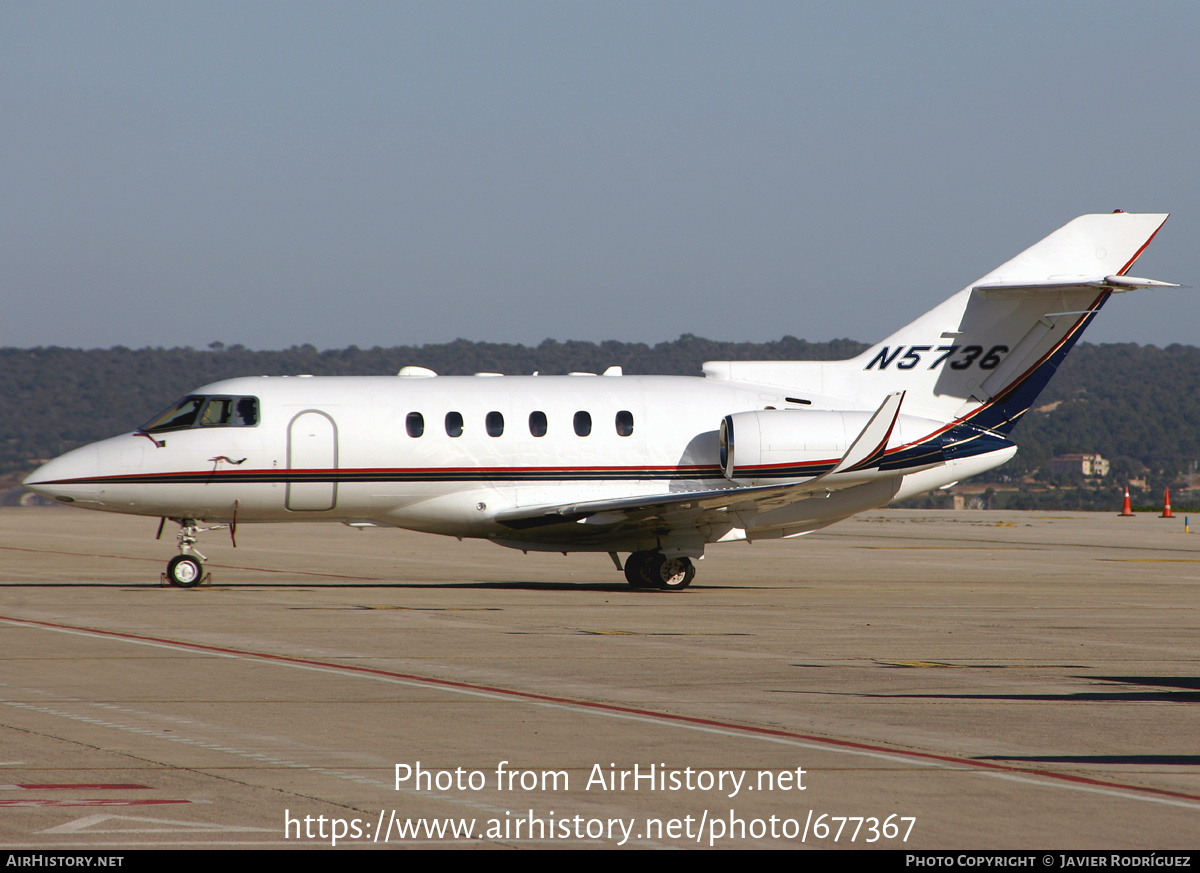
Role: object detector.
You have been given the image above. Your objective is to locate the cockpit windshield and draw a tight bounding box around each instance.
[139,395,259,433]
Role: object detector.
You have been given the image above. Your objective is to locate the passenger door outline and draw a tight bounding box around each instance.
[286,410,338,511]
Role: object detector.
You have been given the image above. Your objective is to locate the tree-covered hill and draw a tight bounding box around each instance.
[999,343,1200,480]
[0,336,866,476]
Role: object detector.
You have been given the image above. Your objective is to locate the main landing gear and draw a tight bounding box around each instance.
[623,551,696,591]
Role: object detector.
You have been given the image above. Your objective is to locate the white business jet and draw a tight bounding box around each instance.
[24,212,1175,590]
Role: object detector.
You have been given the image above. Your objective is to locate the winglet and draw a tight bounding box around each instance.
[827,391,904,476]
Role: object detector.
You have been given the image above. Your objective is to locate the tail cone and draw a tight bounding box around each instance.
[1120,486,1135,517]
[1161,488,1174,518]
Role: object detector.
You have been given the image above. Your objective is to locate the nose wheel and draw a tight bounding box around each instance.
[166,554,205,588]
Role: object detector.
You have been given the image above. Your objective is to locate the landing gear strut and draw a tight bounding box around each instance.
[623,551,696,591]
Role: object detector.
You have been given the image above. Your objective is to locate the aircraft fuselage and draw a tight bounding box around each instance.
[34,373,994,553]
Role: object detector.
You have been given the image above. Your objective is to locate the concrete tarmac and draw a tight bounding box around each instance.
[0,506,1197,849]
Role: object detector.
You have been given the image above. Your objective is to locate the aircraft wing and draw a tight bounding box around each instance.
[496,391,907,531]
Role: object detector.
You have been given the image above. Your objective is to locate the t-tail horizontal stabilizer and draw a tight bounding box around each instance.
[974,275,1179,296]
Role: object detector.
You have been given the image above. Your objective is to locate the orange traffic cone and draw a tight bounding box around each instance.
[1119,486,1135,517]
[1161,488,1174,518]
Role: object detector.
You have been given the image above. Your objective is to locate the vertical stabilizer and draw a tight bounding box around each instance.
[848,212,1169,428]
[703,213,1170,434]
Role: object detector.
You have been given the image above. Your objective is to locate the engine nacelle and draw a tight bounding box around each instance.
[719,409,939,484]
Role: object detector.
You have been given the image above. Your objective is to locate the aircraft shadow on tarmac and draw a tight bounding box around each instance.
[3,579,626,592]
[976,755,1200,765]
[856,675,1200,704]
[6,579,760,592]
[218,579,754,592]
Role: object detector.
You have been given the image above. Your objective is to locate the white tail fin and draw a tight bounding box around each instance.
[704,212,1172,433]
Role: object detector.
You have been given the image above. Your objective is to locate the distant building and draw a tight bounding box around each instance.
[1046,453,1110,478]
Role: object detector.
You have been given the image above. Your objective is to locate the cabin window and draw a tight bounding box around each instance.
[406,412,424,438]
[445,411,463,438]
[486,411,505,437]
[529,411,547,437]
[573,411,592,437]
[615,410,634,437]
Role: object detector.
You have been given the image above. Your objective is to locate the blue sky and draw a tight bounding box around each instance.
[3,1,1196,351]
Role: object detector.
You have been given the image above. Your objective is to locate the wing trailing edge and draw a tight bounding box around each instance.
[496,391,909,531]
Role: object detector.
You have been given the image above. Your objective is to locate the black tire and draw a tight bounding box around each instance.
[644,553,695,591]
[624,552,653,588]
[167,554,204,588]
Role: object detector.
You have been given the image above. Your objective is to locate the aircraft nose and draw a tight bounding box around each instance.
[23,444,102,505]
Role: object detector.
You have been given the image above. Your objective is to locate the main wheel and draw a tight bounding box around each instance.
[624,552,653,588]
[166,554,204,588]
[644,553,695,591]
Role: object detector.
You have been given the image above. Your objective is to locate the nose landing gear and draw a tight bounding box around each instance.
[159,518,217,588]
